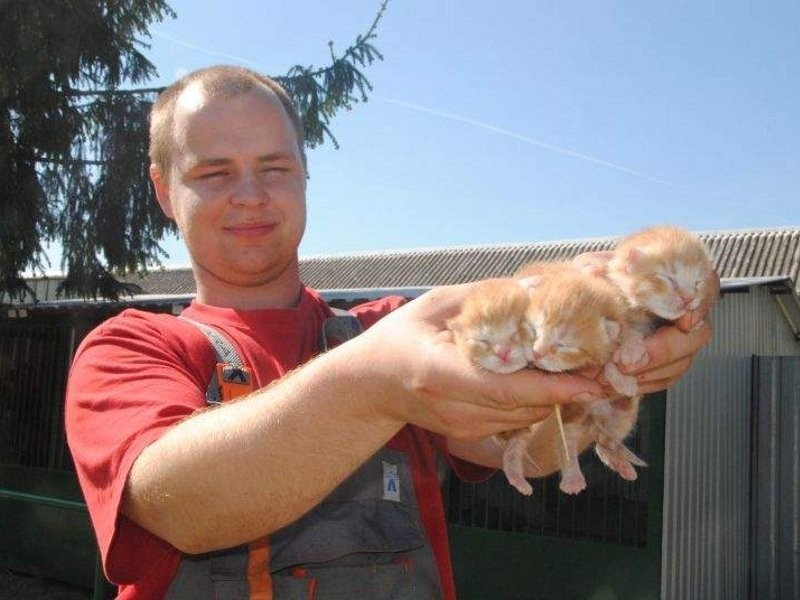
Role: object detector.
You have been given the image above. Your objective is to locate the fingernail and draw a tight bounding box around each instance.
[572,392,600,402]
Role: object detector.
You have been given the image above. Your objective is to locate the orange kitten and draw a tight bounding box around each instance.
[607,225,716,332]
[522,265,627,373]
[583,226,717,482]
[520,265,640,494]
[448,278,539,495]
[448,278,535,374]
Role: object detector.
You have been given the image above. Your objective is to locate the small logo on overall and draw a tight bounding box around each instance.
[382,461,400,502]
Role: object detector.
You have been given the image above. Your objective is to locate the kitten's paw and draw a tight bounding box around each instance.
[503,459,533,495]
[502,455,533,495]
[559,470,587,495]
[507,474,534,496]
[614,337,649,370]
[502,438,534,496]
[594,443,615,469]
[610,457,638,481]
[596,444,644,480]
[603,362,639,396]
[617,444,647,467]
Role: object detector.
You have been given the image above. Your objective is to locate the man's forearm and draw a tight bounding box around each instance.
[122,335,405,554]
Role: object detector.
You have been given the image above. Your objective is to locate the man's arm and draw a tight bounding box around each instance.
[121,283,602,554]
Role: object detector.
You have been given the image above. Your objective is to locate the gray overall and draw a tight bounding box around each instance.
[165,312,444,599]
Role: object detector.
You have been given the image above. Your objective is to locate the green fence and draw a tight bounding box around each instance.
[0,466,98,587]
[0,316,107,596]
[447,393,666,599]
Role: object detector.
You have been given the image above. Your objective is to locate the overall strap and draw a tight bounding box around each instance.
[169,309,366,600]
[179,315,252,404]
[180,310,362,404]
[320,307,363,351]
[177,314,269,598]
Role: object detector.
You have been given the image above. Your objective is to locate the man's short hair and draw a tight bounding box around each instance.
[149,65,307,177]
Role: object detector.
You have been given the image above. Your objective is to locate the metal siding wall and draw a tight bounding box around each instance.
[661,355,751,600]
[709,288,800,357]
[661,288,800,600]
[777,358,800,600]
[752,357,800,599]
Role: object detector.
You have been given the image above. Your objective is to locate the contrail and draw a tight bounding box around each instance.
[147,30,672,186]
[376,96,675,186]
[150,29,266,70]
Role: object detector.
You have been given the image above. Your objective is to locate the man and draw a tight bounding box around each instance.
[65,66,714,599]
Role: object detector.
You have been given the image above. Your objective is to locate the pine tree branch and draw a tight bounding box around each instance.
[63,0,389,99]
[64,86,165,97]
[305,0,388,78]
[33,156,107,166]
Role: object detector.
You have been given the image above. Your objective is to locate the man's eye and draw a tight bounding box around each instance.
[199,171,226,179]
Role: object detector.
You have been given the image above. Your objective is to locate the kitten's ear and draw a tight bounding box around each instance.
[518,276,543,290]
[623,247,647,274]
[603,318,621,341]
[573,252,612,276]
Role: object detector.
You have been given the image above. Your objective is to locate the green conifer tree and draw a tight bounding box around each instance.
[0,0,387,301]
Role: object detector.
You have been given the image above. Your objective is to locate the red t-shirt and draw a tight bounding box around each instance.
[65,287,486,599]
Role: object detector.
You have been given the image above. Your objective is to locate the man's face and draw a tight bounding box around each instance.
[154,86,307,288]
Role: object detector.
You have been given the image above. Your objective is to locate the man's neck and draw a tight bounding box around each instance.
[192,262,303,310]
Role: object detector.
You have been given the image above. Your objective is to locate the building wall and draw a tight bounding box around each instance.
[661,285,800,599]
[751,356,800,599]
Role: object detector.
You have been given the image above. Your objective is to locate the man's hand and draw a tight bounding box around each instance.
[355,282,603,441]
[622,320,713,394]
[616,270,719,394]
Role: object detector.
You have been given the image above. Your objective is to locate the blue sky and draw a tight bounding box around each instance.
[141,0,798,266]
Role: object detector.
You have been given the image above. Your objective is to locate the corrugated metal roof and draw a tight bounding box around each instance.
[8,226,800,303]
[295,227,800,291]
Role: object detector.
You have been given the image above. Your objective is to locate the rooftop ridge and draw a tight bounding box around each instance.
[299,225,800,262]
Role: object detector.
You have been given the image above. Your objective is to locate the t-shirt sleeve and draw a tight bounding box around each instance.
[427,432,496,483]
[64,310,214,584]
[350,295,408,328]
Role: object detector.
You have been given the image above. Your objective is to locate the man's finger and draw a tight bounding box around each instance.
[637,355,693,384]
[431,400,553,440]
[493,368,604,408]
[638,377,681,395]
[640,322,712,372]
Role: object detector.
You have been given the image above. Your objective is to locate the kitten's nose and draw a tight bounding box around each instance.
[495,346,511,363]
[679,294,695,308]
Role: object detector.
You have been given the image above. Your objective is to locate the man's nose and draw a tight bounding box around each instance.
[231,172,268,206]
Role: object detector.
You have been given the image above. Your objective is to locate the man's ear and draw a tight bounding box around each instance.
[150,164,174,219]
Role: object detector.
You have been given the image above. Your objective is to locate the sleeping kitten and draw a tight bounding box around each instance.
[519,264,639,494]
[581,225,717,482]
[606,224,716,338]
[448,278,539,495]
[448,278,535,374]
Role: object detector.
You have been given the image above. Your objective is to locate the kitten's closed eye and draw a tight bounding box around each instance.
[656,273,677,287]
[469,338,491,350]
